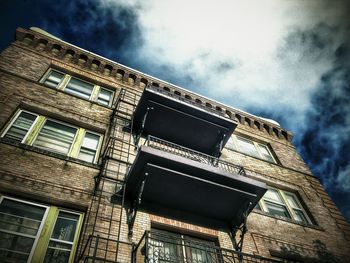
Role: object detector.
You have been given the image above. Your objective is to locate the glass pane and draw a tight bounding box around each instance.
[294,209,308,223]
[265,201,291,219]
[185,239,216,263]
[4,112,37,142]
[149,240,179,263]
[0,199,46,236]
[33,120,77,154]
[43,241,72,263]
[258,144,275,162]
[81,133,99,150]
[236,137,259,158]
[285,194,301,209]
[149,230,182,263]
[0,232,35,263]
[264,189,283,203]
[78,133,99,163]
[44,71,64,89]
[78,148,96,163]
[50,212,79,242]
[65,78,93,99]
[97,88,113,106]
[0,199,46,263]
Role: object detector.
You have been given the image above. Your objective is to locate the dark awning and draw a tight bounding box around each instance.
[132,87,237,156]
[124,146,267,230]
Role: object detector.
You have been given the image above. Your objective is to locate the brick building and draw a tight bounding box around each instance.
[0,27,349,263]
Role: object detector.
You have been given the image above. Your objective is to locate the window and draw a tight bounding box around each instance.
[41,69,114,106]
[1,110,102,163]
[226,135,276,163]
[149,229,218,263]
[0,196,83,263]
[257,188,312,224]
[65,77,94,100]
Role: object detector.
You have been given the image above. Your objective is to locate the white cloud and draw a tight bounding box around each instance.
[98,1,348,128]
[337,165,350,192]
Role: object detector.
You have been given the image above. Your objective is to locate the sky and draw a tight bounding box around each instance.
[0,0,349,222]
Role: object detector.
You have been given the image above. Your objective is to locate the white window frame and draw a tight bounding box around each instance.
[0,110,40,143]
[227,135,277,163]
[0,195,50,263]
[258,188,312,224]
[41,69,115,107]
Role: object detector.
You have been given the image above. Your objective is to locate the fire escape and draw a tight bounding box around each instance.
[77,85,280,263]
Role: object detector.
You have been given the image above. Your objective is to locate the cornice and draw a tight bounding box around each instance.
[14,27,293,142]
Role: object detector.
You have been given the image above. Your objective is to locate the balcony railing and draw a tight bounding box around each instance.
[144,135,246,176]
[133,231,281,263]
[147,84,227,118]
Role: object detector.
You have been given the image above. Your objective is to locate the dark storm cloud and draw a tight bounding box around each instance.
[40,0,143,66]
[0,0,142,67]
[282,23,350,222]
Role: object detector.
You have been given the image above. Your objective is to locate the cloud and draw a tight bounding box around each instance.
[93,0,348,128]
[337,165,350,192]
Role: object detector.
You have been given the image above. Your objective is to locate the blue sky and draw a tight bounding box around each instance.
[1,0,349,222]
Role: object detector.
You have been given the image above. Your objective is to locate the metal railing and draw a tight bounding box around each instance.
[145,135,246,176]
[77,235,133,263]
[133,231,281,263]
[146,85,227,118]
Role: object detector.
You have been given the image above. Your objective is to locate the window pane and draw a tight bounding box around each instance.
[0,233,35,263]
[78,132,100,163]
[33,120,77,155]
[285,194,301,209]
[0,199,46,236]
[44,211,80,263]
[236,137,259,157]
[65,78,93,99]
[81,133,99,150]
[184,237,217,263]
[294,209,308,223]
[97,88,113,106]
[43,71,64,89]
[264,189,283,203]
[51,212,79,242]
[0,199,46,263]
[258,144,275,162]
[3,112,37,142]
[265,201,291,219]
[43,241,72,263]
[78,148,96,163]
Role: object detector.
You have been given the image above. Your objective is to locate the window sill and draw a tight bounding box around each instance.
[252,209,323,231]
[0,137,100,169]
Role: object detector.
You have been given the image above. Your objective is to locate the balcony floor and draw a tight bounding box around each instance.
[125,145,267,230]
[132,87,237,155]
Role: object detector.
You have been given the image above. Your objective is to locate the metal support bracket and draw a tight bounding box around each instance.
[126,172,149,237]
[212,133,226,163]
[230,202,252,253]
[133,107,153,149]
